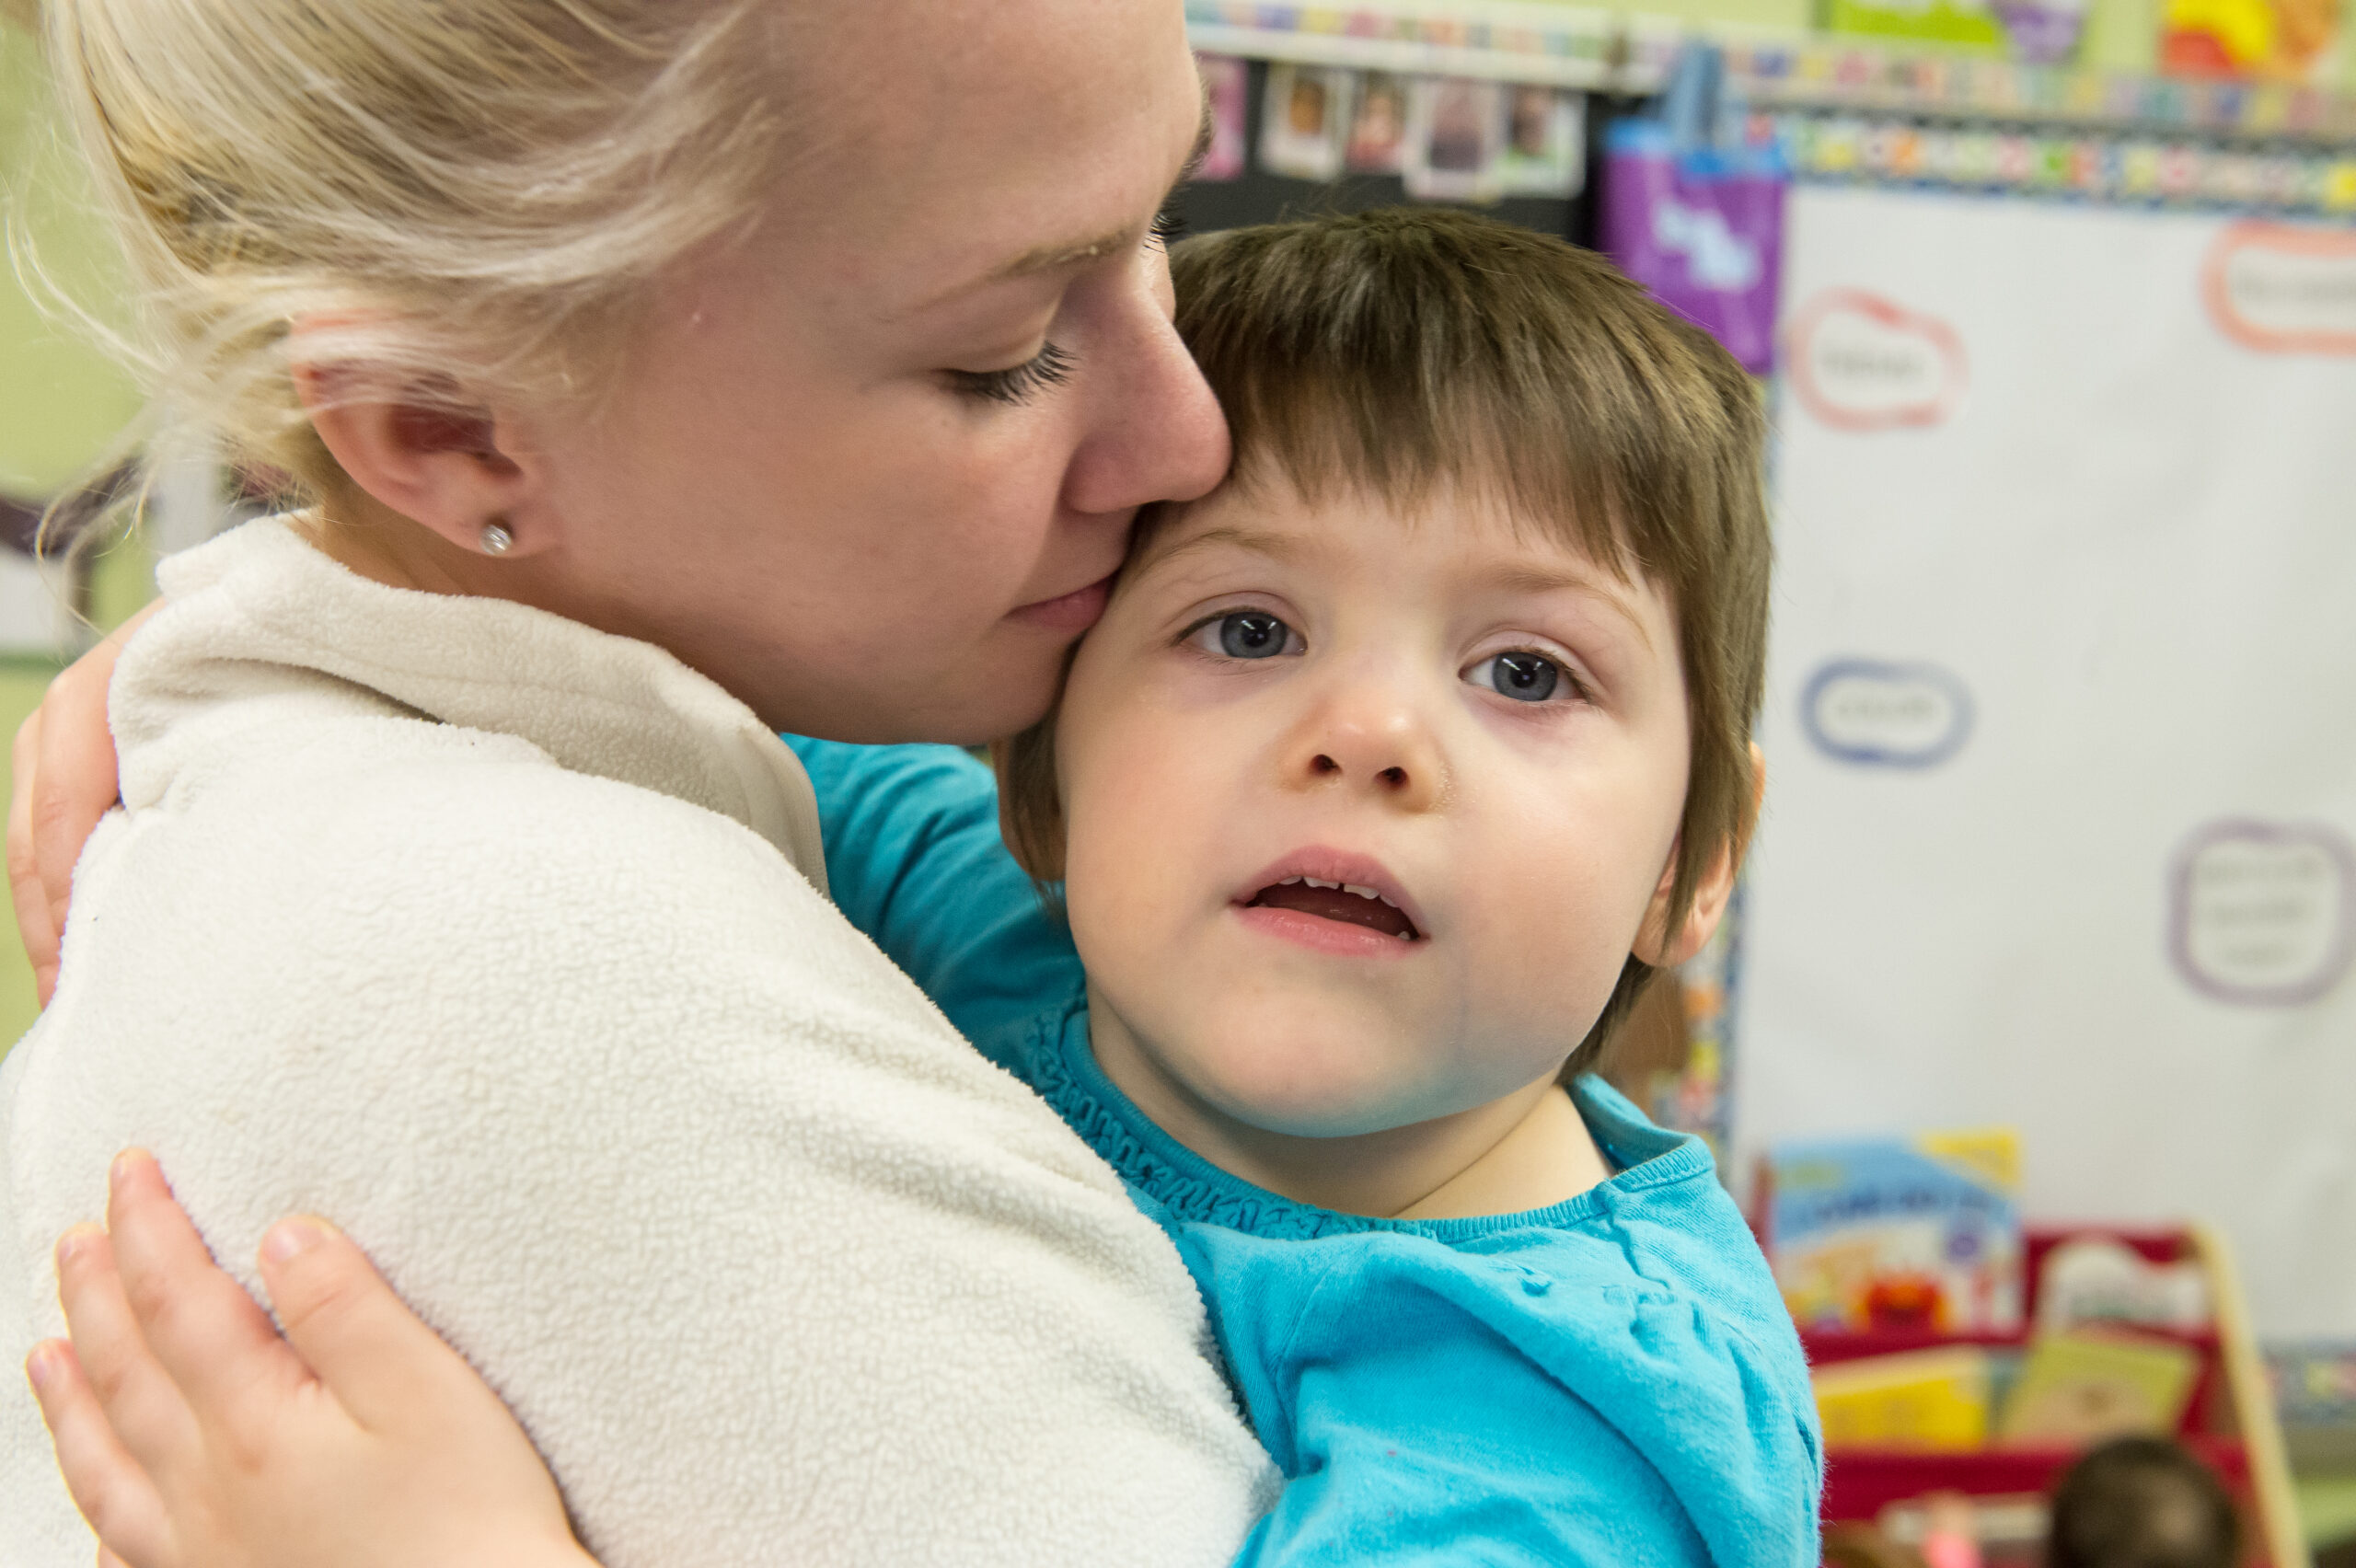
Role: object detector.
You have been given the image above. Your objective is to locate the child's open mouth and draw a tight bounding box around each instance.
[1245,877,1421,941]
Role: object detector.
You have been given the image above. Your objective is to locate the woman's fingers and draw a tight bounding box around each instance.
[255,1212,479,1434]
[28,1335,176,1568]
[9,603,159,1004]
[52,1225,202,1486]
[103,1152,305,1454]
[22,609,147,979]
[10,709,64,1005]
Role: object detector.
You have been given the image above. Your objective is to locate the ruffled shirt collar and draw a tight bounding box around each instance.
[1016,989,1720,1243]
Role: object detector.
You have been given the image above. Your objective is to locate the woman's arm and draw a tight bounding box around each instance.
[7,604,156,1005]
[784,737,1082,1058]
[29,1151,593,1568]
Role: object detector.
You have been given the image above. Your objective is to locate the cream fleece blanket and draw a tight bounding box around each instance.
[0,519,1275,1565]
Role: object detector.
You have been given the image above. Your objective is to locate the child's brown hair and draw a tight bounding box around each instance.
[999,206,1771,1076]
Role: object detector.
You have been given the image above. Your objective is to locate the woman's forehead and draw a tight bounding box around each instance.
[767,0,1201,311]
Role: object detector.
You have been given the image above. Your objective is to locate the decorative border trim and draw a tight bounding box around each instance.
[1779,110,2356,214]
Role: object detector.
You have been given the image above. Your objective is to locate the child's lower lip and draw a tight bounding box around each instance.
[1232,904,1423,958]
[1008,577,1112,632]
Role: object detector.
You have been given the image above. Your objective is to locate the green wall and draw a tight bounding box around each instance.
[0,14,149,1047]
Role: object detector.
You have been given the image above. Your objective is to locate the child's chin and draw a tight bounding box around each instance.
[1187,1059,1426,1140]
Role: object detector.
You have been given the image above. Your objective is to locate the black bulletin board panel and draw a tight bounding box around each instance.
[1170,59,1603,248]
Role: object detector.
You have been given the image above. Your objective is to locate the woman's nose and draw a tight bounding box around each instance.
[1060,252,1231,518]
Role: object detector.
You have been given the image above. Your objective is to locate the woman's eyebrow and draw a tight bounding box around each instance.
[993,87,1212,283]
[992,226,1139,282]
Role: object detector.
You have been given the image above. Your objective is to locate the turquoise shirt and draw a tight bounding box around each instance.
[787,737,1822,1567]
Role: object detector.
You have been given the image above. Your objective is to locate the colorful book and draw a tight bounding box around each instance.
[1996,1330,2201,1447]
[1760,1127,2025,1333]
[1813,1346,1994,1452]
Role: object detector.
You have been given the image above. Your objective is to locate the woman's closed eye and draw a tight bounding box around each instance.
[946,340,1075,406]
[1184,608,1304,662]
[1463,650,1586,704]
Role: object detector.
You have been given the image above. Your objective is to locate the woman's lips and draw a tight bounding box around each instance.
[1008,576,1113,633]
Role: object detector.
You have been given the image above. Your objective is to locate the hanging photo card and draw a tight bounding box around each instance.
[1195,54,1247,182]
[1346,71,1409,175]
[1259,63,1354,183]
[1402,75,1505,203]
[0,492,84,656]
[1497,86,1587,199]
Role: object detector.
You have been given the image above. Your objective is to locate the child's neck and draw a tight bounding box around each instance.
[1083,986,1612,1221]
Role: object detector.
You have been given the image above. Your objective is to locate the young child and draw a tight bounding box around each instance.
[789,207,1820,1564]
[2047,1437,2241,1568]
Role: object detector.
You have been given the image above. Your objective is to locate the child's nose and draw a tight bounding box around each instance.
[1293,709,1447,813]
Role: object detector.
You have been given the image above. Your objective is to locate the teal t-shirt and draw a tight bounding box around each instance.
[787,737,1822,1567]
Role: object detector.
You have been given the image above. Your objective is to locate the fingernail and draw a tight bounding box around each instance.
[261,1217,329,1265]
[25,1343,58,1394]
[54,1223,101,1268]
[110,1148,150,1190]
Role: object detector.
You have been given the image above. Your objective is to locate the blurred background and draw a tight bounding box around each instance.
[5,0,2353,1561]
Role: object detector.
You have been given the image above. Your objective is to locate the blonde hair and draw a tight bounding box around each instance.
[45,0,804,502]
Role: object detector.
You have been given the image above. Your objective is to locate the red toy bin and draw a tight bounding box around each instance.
[1800,1225,2306,1568]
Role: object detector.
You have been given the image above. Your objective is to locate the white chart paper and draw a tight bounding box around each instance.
[1742,185,2356,1339]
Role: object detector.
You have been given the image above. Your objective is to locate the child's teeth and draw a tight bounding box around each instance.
[1304,877,1338,889]
[1343,883,1376,900]
[1280,876,1304,885]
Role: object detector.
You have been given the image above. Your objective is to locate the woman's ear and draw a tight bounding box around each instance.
[291,355,548,558]
[1632,741,1766,969]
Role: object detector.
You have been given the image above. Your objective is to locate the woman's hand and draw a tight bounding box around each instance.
[8,603,156,1005]
[24,1150,596,1568]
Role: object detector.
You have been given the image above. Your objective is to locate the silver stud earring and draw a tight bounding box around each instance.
[479,520,514,556]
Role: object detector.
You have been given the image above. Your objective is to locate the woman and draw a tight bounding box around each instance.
[2,0,1282,1562]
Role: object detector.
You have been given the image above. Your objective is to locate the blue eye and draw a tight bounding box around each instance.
[1472,651,1564,702]
[1218,611,1293,659]
[1187,609,1301,661]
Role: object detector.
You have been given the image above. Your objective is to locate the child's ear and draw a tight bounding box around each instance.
[1632,742,1765,969]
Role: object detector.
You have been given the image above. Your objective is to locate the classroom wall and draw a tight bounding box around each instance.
[0,14,150,1048]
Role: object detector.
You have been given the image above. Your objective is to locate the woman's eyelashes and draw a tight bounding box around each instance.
[946,340,1074,406]
[1463,650,1587,705]
[1184,608,1305,662]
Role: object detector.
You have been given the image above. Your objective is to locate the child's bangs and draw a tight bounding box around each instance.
[1169,210,1738,590]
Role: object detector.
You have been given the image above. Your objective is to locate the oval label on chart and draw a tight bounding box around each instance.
[1800,658,1975,768]
[1786,289,1969,432]
[2202,223,2356,354]
[2168,821,2356,1007]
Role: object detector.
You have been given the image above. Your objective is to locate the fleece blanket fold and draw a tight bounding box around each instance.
[0,519,1274,1566]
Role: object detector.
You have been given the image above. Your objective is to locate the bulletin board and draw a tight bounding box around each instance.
[1738,183,2356,1342]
